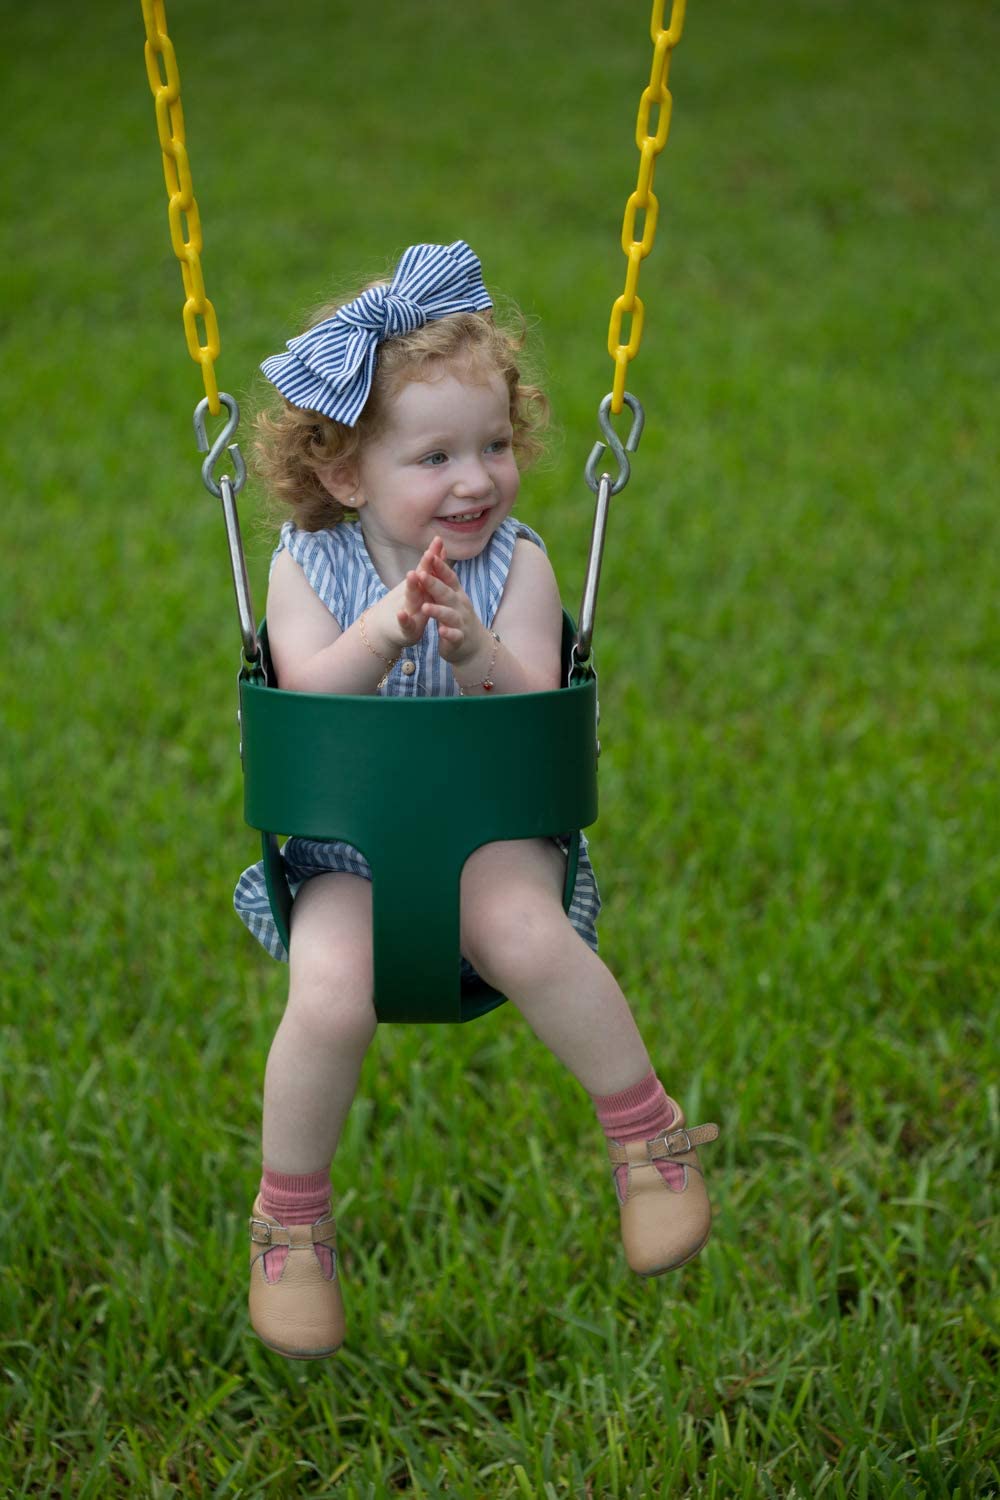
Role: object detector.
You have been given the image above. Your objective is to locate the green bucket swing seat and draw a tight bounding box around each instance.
[239,611,599,1024]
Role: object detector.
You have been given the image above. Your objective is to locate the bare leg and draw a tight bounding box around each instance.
[460,840,652,1096]
[461,842,716,1279]
[262,872,378,1175]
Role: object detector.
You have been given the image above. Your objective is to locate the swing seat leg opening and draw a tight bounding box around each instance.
[261,827,584,1025]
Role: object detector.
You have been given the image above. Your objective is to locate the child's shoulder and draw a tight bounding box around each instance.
[498,515,547,556]
[270,519,363,576]
[493,519,559,606]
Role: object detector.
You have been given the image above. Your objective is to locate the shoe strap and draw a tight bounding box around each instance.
[249,1214,337,1249]
[607,1123,719,1167]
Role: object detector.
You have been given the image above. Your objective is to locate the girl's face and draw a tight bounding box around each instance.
[326,365,521,579]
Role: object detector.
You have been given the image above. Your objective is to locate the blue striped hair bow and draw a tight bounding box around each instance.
[260,240,493,426]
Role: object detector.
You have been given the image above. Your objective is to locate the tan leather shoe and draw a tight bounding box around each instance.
[608,1120,720,1277]
[248,1195,344,1359]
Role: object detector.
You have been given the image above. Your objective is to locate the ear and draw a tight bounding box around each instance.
[316,459,364,508]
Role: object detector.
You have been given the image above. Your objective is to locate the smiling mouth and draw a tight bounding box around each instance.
[435,508,489,525]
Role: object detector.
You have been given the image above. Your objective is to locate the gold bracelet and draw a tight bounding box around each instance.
[453,630,501,695]
[358,610,399,690]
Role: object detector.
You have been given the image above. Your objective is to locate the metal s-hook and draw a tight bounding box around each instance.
[584,391,646,496]
[194,392,247,500]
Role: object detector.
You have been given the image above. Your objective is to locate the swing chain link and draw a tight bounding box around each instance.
[606,0,686,415]
[141,0,222,416]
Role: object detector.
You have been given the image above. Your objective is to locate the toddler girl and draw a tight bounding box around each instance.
[235,241,718,1360]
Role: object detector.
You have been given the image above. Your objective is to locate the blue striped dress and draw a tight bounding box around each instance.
[233,516,601,965]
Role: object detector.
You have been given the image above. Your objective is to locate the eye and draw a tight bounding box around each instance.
[486,438,511,455]
[421,451,448,467]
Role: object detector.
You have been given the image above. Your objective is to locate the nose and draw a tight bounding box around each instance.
[453,457,493,500]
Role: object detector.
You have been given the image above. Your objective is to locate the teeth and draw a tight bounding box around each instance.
[446,511,483,522]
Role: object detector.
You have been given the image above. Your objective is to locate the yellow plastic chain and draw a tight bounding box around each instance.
[141,0,222,415]
[607,0,686,414]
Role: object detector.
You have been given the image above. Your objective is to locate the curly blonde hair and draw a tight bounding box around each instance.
[254,295,549,533]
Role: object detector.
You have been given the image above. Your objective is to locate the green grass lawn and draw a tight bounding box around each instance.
[2,0,998,1494]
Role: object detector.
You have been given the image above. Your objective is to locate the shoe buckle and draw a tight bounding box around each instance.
[663,1128,693,1156]
[249,1218,272,1245]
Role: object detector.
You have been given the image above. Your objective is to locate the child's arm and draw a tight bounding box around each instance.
[418,538,563,694]
[266,548,433,694]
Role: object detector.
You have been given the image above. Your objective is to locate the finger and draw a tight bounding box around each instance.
[417,569,452,599]
[431,546,461,579]
[431,552,461,587]
[425,559,462,600]
[403,571,429,606]
[397,608,425,637]
[422,603,462,629]
[421,572,465,610]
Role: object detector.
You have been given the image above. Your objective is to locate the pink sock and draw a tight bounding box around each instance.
[259,1167,334,1282]
[591,1069,685,1200]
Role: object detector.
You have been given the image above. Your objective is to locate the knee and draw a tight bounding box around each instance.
[461,890,568,994]
[286,940,376,1048]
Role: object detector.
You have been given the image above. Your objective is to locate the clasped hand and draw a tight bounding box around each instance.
[370,537,489,671]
